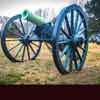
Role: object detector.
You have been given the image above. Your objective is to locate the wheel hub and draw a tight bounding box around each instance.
[21,35,32,46]
[71,37,84,47]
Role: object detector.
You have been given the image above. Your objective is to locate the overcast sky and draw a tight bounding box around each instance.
[0,0,73,16]
[0,0,87,17]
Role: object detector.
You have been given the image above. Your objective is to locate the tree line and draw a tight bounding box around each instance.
[85,0,100,35]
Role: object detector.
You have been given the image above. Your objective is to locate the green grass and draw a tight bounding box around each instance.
[96,77,100,84]
[95,52,100,57]
[0,43,100,84]
[47,75,55,81]
[44,59,54,70]
[0,73,22,85]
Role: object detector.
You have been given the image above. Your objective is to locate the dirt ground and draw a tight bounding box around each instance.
[0,43,100,85]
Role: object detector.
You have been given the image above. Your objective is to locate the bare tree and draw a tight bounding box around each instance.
[72,0,88,8]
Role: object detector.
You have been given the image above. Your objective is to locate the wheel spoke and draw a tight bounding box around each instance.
[65,15,72,36]
[74,59,78,69]
[74,12,79,33]
[26,45,30,60]
[78,45,86,52]
[29,25,35,36]
[15,45,23,58]
[31,42,40,48]
[77,28,86,35]
[45,42,52,50]
[63,49,70,68]
[27,19,29,34]
[76,20,83,33]
[12,22,22,35]
[19,18,25,34]
[69,59,72,71]
[57,39,71,45]
[75,48,82,61]
[21,46,25,61]
[73,50,78,69]
[61,28,71,39]
[63,54,68,68]
[60,45,69,58]
[29,44,36,55]
[8,42,21,52]
[7,29,23,38]
[71,9,74,34]
[6,39,20,41]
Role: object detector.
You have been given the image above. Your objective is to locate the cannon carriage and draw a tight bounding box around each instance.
[1,4,88,74]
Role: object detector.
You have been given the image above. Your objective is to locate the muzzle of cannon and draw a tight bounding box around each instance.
[21,9,46,26]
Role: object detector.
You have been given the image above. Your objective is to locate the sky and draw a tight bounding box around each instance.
[0,0,87,17]
[0,0,73,16]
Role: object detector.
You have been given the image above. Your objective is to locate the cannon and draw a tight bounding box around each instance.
[1,4,88,74]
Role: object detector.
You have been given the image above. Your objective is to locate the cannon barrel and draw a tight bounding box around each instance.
[21,9,46,26]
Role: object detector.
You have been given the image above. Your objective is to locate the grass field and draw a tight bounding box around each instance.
[0,43,100,85]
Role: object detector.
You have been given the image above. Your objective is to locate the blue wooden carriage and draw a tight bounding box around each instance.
[1,4,88,74]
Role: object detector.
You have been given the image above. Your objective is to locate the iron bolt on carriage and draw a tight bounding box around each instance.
[1,4,88,74]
